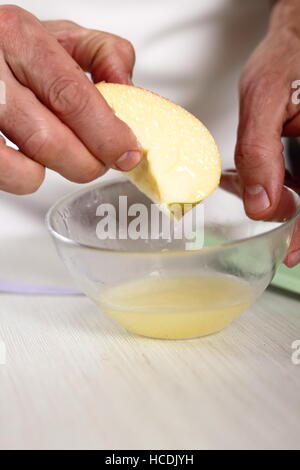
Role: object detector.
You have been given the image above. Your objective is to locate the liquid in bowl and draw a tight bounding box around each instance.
[97,273,254,339]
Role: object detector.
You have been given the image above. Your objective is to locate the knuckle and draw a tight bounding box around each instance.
[114,36,135,62]
[235,140,284,171]
[0,5,26,34]
[104,33,135,60]
[240,71,284,102]
[235,143,271,170]
[0,4,22,21]
[48,76,88,118]
[55,19,77,29]
[43,19,79,35]
[20,127,52,160]
[71,163,105,184]
[118,37,135,56]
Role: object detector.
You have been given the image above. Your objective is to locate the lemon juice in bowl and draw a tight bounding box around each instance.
[97,273,254,339]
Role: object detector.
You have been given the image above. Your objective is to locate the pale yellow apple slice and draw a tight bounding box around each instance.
[96,82,221,215]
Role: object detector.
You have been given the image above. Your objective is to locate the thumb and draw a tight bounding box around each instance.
[235,76,286,219]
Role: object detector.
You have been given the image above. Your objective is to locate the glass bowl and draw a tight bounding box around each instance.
[46,176,300,339]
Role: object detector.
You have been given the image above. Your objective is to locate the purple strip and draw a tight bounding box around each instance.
[0,279,83,296]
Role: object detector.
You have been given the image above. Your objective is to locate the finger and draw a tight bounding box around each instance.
[222,168,300,267]
[0,60,105,183]
[2,6,142,170]
[43,20,135,84]
[0,138,45,195]
[221,169,300,222]
[220,169,242,197]
[222,169,300,197]
[284,218,300,267]
[235,74,287,220]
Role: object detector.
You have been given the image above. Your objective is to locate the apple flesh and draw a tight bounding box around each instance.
[96,83,221,214]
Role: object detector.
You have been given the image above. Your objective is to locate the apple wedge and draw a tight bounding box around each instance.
[96,82,221,215]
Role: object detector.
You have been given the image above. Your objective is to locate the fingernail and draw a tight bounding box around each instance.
[115,150,142,171]
[286,250,300,268]
[244,185,270,214]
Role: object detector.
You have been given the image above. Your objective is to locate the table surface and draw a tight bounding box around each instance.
[0,173,299,450]
[0,285,300,450]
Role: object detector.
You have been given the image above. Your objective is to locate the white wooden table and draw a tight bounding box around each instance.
[0,173,299,450]
[0,286,299,450]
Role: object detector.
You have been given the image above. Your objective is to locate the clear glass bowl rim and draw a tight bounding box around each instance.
[46,177,300,256]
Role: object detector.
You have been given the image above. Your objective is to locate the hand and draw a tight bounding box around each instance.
[232,0,300,267]
[0,5,142,195]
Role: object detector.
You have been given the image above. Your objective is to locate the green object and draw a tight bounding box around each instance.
[272,263,300,295]
[204,232,300,296]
